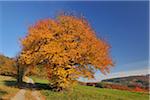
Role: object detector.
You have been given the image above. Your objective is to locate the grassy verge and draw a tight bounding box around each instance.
[31,76,149,100]
[0,75,19,99]
[41,85,149,100]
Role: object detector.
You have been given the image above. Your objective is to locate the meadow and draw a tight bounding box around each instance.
[33,76,149,100]
[40,85,149,100]
[0,75,149,100]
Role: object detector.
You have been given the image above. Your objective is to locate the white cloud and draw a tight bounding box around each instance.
[94,68,149,82]
[102,68,149,79]
[79,68,149,82]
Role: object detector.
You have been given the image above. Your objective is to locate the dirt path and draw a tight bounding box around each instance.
[32,91,43,100]
[27,77,44,100]
[11,77,44,100]
[11,89,26,100]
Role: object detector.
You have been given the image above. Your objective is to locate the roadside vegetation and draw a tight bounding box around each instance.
[0,75,19,99]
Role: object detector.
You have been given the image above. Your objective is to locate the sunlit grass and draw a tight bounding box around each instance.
[32,76,149,100]
[40,85,149,100]
[30,76,49,84]
[0,75,19,99]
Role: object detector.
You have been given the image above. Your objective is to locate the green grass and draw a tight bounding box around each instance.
[32,77,149,100]
[30,76,49,84]
[41,85,149,100]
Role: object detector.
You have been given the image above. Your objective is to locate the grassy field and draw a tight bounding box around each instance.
[32,76,149,100]
[0,75,19,99]
[40,85,149,100]
[0,75,149,100]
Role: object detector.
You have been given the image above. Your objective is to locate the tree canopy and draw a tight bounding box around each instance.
[17,14,113,91]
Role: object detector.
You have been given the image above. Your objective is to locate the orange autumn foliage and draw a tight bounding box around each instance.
[18,14,113,91]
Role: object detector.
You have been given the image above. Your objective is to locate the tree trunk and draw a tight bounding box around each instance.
[17,64,24,86]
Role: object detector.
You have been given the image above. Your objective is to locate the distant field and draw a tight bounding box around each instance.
[32,76,149,100]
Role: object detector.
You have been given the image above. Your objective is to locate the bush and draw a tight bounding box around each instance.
[95,82,105,88]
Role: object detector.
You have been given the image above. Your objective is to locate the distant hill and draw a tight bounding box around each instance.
[0,54,16,76]
[78,74,149,92]
[101,74,149,90]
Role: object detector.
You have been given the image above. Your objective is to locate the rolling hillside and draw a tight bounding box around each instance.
[31,76,149,100]
[102,74,149,89]
[0,54,16,76]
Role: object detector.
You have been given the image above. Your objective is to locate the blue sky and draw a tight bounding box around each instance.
[0,1,149,80]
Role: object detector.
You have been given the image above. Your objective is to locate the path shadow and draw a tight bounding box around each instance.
[3,80,17,87]
[4,80,51,90]
[33,83,50,90]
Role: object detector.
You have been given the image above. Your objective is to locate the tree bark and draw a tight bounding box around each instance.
[17,64,24,86]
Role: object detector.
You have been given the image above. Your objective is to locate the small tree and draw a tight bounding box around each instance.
[17,14,113,91]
